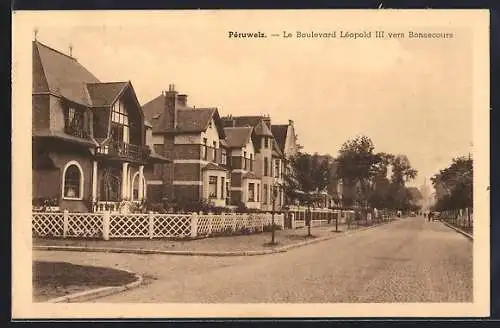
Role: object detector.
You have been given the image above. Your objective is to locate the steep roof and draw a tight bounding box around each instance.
[254,120,274,137]
[271,138,284,158]
[177,108,217,133]
[142,93,225,137]
[141,94,165,131]
[86,82,129,107]
[271,124,288,153]
[223,126,253,148]
[33,41,100,106]
[222,115,274,137]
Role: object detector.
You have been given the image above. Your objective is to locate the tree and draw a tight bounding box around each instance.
[431,156,473,210]
[336,136,384,209]
[283,152,334,236]
[390,154,418,185]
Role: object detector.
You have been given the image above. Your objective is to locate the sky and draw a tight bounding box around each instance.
[28,11,473,190]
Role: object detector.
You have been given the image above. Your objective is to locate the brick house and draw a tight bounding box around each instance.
[222,115,287,212]
[223,126,261,209]
[141,85,231,209]
[32,40,169,213]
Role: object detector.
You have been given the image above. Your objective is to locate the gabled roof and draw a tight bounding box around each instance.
[272,138,284,158]
[222,115,274,137]
[177,108,218,134]
[223,126,253,148]
[142,94,165,131]
[271,124,288,153]
[254,120,274,137]
[33,41,100,106]
[142,93,225,137]
[86,82,128,107]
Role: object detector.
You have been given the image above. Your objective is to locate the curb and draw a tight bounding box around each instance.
[34,220,397,257]
[441,220,473,240]
[45,268,144,303]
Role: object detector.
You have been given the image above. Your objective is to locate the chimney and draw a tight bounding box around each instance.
[177,94,188,107]
[164,84,178,130]
[288,119,294,126]
[69,43,73,57]
[262,116,271,129]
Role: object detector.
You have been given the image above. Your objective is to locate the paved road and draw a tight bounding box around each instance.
[34,216,472,303]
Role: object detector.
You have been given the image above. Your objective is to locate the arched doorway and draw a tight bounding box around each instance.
[130,171,146,201]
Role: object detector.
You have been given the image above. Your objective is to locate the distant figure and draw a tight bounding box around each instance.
[428,212,433,222]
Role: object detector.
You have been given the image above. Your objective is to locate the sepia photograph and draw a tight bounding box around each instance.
[12,9,489,318]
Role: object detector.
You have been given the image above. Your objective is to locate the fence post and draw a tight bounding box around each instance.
[191,212,198,238]
[148,211,154,239]
[63,210,69,238]
[102,212,110,241]
[290,212,295,229]
[208,215,213,235]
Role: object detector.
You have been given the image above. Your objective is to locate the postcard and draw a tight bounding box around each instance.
[12,9,490,318]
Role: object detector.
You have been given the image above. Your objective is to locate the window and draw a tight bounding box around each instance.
[208,121,213,128]
[275,160,280,178]
[212,141,217,161]
[248,183,255,202]
[202,138,208,160]
[264,137,269,148]
[111,100,129,143]
[256,184,260,202]
[221,149,227,165]
[65,107,86,138]
[221,177,225,200]
[209,176,217,198]
[62,161,83,199]
[226,181,230,199]
[263,184,268,204]
[243,151,247,170]
[250,154,253,171]
[264,158,269,176]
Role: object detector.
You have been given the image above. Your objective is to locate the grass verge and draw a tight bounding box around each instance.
[33,260,137,302]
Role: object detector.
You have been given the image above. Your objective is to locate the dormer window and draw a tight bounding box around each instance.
[65,106,86,138]
[111,99,129,144]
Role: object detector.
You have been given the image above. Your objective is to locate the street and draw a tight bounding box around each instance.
[33,216,472,303]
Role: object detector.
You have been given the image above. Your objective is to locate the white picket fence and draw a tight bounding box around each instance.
[32,211,284,240]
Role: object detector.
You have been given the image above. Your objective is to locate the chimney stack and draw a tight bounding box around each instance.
[288,119,294,126]
[69,43,73,57]
[165,84,178,130]
[177,94,188,107]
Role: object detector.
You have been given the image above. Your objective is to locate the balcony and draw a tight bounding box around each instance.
[64,123,90,139]
[97,140,151,162]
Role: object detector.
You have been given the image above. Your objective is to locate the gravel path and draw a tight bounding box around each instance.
[33,217,472,303]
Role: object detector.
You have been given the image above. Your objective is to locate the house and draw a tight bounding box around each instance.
[141,85,231,210]
[223,126,261,209]
[222,115,286,212]
[32,40,169,213]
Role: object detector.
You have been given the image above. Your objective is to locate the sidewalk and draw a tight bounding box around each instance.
[34,220,397,255]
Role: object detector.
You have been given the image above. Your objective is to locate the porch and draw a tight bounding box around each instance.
[92,160,147,213]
